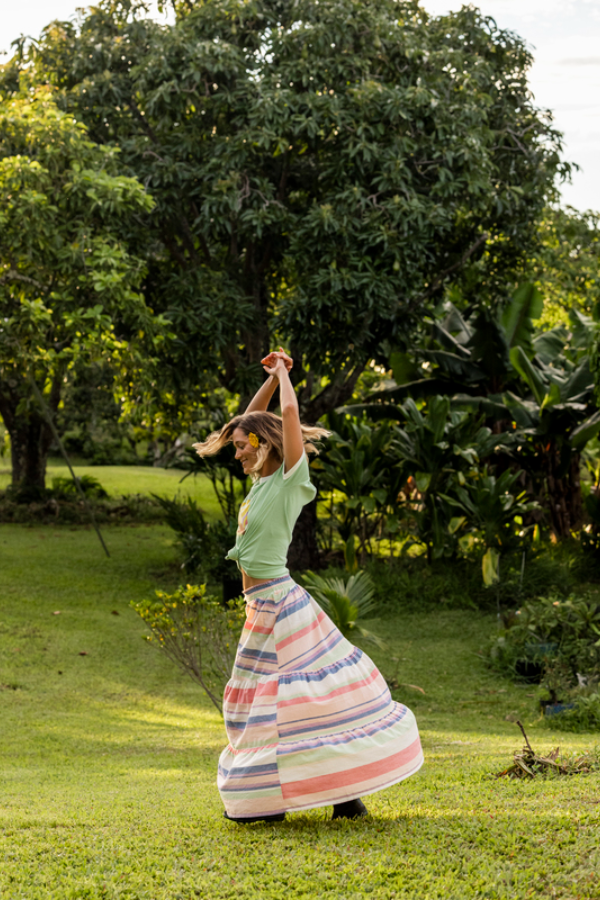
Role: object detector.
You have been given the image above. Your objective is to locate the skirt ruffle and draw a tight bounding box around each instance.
[218,576,423,818]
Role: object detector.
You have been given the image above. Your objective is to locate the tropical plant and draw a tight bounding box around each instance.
[364,286,600,537]
[314,415,403,557]
[131,584,245,715]
[301,570,385,648]
[439,467,538,586]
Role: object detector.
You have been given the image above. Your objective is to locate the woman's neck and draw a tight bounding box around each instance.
[260,455,280,479]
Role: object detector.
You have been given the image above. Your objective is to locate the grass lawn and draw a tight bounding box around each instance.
[0,461,222,519]
[1,524,599,899]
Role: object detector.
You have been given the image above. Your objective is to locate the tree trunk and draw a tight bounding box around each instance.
[541,445,582,538]
[287,498,320,571]
[0,377,60,497]
[9,411,52,494]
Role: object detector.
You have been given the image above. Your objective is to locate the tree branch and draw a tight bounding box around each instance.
[0,270,46,291]
[411,232,489,308]
[302,363,366,423]
[128,98,160,144]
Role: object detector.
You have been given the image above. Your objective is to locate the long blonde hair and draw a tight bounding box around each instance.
[192,411,330,479]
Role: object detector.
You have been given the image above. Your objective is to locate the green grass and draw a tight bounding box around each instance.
[1,525,600,899]
[0,460,222,518]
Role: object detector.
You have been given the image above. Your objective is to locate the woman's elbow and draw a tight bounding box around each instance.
[281,402,299,418]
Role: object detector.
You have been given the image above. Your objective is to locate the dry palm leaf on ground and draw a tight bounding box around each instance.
[495,721,600,779]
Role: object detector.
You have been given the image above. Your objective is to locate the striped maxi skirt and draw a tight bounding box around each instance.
[217,575,424,818]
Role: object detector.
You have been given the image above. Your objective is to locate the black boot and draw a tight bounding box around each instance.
[224,811,286,824]
[332,798,368,820]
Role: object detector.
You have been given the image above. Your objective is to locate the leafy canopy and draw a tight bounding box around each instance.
[0,88,162,388]
[12,0,571,423]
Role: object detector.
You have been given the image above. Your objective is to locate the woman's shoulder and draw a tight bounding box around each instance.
[282,453,311,483]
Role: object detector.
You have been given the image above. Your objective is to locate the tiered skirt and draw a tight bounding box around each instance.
[218,575,423,818]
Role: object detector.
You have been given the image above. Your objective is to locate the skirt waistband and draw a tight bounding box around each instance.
[243,574,294,597]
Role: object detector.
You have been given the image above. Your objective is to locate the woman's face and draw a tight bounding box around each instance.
[232,427,257,475]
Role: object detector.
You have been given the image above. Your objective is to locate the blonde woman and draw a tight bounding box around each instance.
[193,349,423,823]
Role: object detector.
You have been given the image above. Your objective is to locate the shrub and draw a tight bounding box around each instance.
[131,584,245,715]
[51,474,109,500]
[0,491,163,524]
[487,593,600,682]
[546,692,600,732]
[151,494,237,582]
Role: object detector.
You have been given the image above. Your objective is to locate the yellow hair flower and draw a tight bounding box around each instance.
[248,432,260,449]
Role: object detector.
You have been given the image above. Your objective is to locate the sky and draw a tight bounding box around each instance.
[1,0,599,214]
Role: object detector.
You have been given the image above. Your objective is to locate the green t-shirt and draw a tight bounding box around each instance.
[226,454,316,579]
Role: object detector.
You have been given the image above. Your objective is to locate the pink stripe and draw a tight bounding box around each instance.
[278,667,380,710]
[276,611,326,651]
[281,736,422,800]
[244,624,272,635]
[225,681,278,703]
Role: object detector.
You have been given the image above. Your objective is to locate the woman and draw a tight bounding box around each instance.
[193,349,423,823]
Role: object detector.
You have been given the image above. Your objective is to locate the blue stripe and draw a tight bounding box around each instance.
[276,593,311,622]
[279,696,391,738]
[225,712,277,729]
[279,685,390,728]
[220,783,282,793]
[239,648,278,662]
[221,763,278,777]
[279,645,361,683]
[280,629,344,671]
[233,661,277,675]
[276,706,409,756]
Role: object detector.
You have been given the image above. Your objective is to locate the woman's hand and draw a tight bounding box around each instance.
[261,347,293,377]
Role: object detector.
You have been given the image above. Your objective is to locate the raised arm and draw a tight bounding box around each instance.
[262,353,303,472]
[244,375,279,414]
[245,347,293,413]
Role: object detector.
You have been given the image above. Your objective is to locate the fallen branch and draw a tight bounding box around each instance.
[495,721,599,779]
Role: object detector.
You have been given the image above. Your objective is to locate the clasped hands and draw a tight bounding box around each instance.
[261,346,293,378]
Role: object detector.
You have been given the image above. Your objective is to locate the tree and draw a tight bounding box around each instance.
[13,0,570,430]
[531,206,600,327]
[0,89,162,493]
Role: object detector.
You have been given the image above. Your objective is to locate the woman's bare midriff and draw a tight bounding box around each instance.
[241,570,271,592]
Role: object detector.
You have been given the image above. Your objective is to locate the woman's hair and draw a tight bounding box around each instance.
[192,411,330,479]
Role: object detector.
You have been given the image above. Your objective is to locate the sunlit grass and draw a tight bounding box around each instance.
[1,525,599,899]
[0,460,221,518]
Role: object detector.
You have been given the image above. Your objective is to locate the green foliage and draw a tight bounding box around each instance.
[14,0,571,427]
[365,540,579,614]
[57,362,141,465]
[131,583,245,715]
[51,474,109,500]
[546,692,600,733]
[314,414,402,555]
[532,206,600,325]
[440,467,538,584]
[393,400,523,561]
[151,493,236,579]
[0,489,163,525]
[365,286,600,538]
[302,569,385,647]
[0,88,166,489]
[488,594,600,683]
